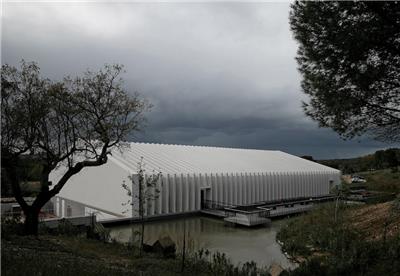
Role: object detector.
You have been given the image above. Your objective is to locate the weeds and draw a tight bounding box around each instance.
[277,202,400,275]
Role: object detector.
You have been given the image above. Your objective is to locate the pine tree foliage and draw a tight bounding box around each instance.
[290,1,400,142]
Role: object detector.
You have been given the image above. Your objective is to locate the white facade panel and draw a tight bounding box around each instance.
[51,142,341,220]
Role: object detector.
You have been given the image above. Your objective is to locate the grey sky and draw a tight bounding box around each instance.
[2,2,397,159]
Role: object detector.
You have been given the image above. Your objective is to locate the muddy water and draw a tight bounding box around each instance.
[108,216,294,269]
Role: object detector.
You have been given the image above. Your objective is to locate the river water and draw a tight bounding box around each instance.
[108,216,294,269]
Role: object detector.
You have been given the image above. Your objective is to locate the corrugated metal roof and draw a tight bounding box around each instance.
[108,142,339,175]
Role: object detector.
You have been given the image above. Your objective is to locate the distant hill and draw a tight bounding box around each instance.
[316,148,400,174]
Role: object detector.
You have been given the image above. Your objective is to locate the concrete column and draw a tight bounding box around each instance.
[56,197,60,217]
[248,173,252,204]
[223,173,228,204]
[262,173,267,201]
[195,174,200,210]
[208,173,214,202]
[219,173,223,203]
[261,173,266,202]
[249,173,254,204]
[180,174,186,212]
[238,173,243,205]
[282,172,286,200]
[268,173,273,201]
[277,172,282,200]
[294,172,298,198]
[234,173,239,205]
[227,173,232,205]
[242,173,247,204]
[266,173,271,201]
[61,199,65,218]
[314,171,318,196]
[320,172,324,196]
[270,173,274,201]
[171,174,176,213]
[269,172,273,201]
[257,173,262,202]
[274,173,279,200]
[283,172,288,200]
[293,172,296,198]
[164,175,169,214]
[298,172,302,198]
[176,174,182,212]
[188,174,194,211]
[216,173,221,203]
[156,177,162,215]
[256,174,261,202]
[221,173,226,204]
[253,173,257,203]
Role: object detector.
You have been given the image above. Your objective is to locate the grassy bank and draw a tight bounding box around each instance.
[358,169,400,194]
[277,201,400,275]
[1,229,271,276]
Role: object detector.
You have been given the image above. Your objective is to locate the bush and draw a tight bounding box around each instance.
[278,202,400,275]
[183,249,270,276]
[1,216,24,237]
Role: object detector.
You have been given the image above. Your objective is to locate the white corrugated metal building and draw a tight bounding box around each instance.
[50,143,340,221]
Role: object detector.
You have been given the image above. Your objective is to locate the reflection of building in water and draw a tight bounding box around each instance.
[110,217,222,250]
[108,217,293,269]
[50,143,340,221]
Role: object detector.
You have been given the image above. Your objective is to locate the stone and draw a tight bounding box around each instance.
[142,243,153,253]
[152,236,176,258]
[269,262,284,276]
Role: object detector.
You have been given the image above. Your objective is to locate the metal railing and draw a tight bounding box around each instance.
[202,199,236,210]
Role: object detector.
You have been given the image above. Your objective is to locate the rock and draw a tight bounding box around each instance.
[269,262,284,276]
[142,243,153,253]
[152,236,176,258]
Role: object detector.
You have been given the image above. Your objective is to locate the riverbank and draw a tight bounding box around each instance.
[1,231,273,276]
[108,215,294,269]
[276,200,400,275]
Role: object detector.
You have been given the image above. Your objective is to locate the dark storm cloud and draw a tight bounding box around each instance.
[2,2,397,159]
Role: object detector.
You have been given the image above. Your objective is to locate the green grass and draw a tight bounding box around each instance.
[358,168,400,194]
[277,201,400,276]
[2,235,171,276]
[1,233,271,276]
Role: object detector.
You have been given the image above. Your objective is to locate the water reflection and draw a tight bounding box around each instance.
[108,216,294,269]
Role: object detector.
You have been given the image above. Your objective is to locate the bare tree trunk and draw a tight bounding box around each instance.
[24,207,40,235]
[23,191,51,236]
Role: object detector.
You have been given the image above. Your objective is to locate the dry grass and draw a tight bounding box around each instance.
[349,202,400,240]
[359,169,400,193]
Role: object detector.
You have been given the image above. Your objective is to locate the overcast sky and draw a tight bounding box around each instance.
[2,2,397,159]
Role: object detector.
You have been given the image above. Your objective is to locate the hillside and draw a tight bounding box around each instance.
[277,200,400,275]
[318,148,400,174]
[358,169,400,194]
[349,201,400,240]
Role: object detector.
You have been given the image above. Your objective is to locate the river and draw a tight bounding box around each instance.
[108,216,294,269]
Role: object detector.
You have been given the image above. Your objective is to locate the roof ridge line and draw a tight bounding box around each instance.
[127,141,277,151]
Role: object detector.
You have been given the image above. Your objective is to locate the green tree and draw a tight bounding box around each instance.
[1,61,150,235]
[290,1,400,142]
[375,148,400,169]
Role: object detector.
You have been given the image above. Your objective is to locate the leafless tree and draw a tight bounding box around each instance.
[1,61,151,235]
[122,157,162,257]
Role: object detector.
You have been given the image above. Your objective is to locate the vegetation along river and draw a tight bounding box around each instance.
[108,216,295,269]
